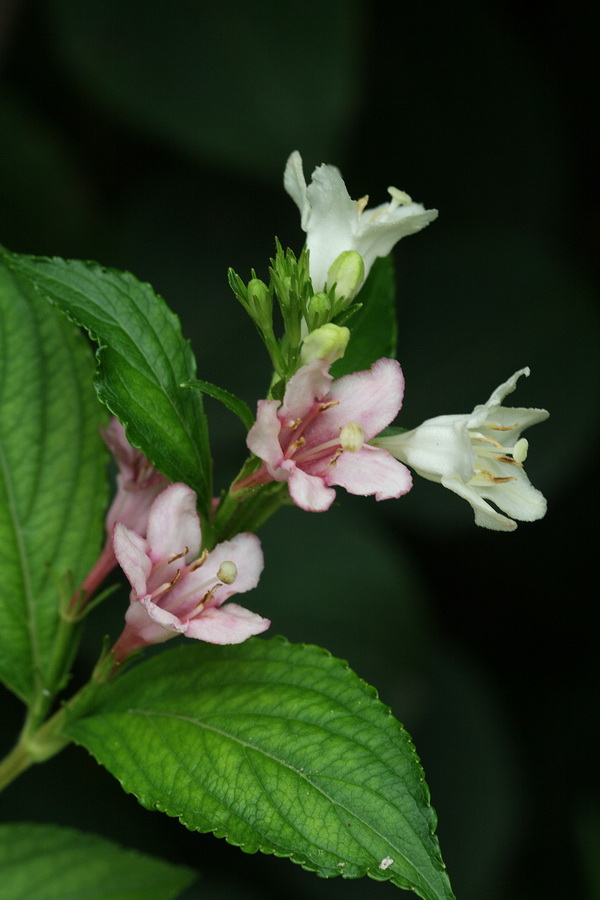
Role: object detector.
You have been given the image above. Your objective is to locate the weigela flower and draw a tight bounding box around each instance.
[284,150,438,295]
[237,358,412,512]
[111,484,268,661]
[103,417,169,536]
[75,418,170,605]
[373,368,548,531]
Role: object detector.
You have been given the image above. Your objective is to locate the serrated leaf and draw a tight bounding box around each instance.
[332,255,397,378]
[66,638,454,900]
[185,379,254,430]
[0,822,196,900]
[0,251,107,703]
[6,250,212,517]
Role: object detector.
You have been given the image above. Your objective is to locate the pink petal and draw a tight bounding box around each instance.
[113,523,151,597]
[247,400,284,468]
[280,359,332,421]
[186,603,270,644]
[146,484,201,564]
[287,464,336,511]
[102,418,136,481]
[123,597,179,645]
[204,533,264,598]
[326,445,413,500]
[315,358,404,442]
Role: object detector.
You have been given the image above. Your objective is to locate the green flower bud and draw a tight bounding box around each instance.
[326,250,365,309]
[247,278,272,330]
[307,291,331,329]
[300,323,350,365]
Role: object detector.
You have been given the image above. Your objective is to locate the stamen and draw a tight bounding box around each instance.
[168,547,189,564]
[513,438,529,463]
[488,423,518,431]
[340,422,364,452]
[356,195,369,215]
[473,467,516,484]
[387,186,412,209]
[189,548,209,571]
[217,561,237,585]
[495,455,523,467]
[285,417,303,430]
[472,433,504,450]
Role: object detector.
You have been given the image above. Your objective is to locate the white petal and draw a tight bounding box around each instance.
[379,416,475,482]
[283,151,310,228]
[475,468,547,522]
[481,367,530,411]
[441,477,517,531]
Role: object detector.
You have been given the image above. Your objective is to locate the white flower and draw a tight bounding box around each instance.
[373,368,549,531]
[284,151,438,294]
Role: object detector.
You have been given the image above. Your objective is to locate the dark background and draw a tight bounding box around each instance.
[1,2,598,898]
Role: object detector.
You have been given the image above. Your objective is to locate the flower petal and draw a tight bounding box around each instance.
[351,204,438,277]
[246,400,284,469]
[441,477,517,531]
[113,524,151,597]
[280,359,332,421]
[326,445,413,500]
[199,533,264,601]
[283,151,310,228]
[185,603,270,644]
[475,468,547,522]
[313,358,405,442]
[145,483,201,563]
[287,464,337,512]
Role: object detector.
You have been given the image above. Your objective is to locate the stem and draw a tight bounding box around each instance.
[0,646,118,793]
[208,480,289,550]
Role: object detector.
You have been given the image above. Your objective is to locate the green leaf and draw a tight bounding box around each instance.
[185,379,254,431]
[0,822,196,900]
[332,255,397,378]
[0,251,107,703]
[66,638,454,900]
[6,249,212,517]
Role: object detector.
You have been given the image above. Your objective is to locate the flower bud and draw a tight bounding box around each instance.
[306,291,331,329]
[247,278,272,330]
[325,250,365,308]
[300,323,350,365]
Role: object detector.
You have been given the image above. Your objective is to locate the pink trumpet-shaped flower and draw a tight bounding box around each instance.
[237,358,412,512]
[103,417,169,536]
[75,418,169,605]
[111,483,268,662]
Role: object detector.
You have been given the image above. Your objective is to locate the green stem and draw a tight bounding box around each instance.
[207,481,289,550]
[0,646,118,793]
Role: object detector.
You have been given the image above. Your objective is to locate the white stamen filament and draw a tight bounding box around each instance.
[472,432,529,466]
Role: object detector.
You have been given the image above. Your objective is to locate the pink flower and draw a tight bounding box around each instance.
[238,358,412,512]
[111,484,268,662]
[103,417,169,536]
[75,419,170,606]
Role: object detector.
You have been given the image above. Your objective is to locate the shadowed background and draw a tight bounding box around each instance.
[1,1,598,898]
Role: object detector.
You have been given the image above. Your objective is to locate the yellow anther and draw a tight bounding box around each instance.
[217,561,238,585]
[340,422,364,453]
